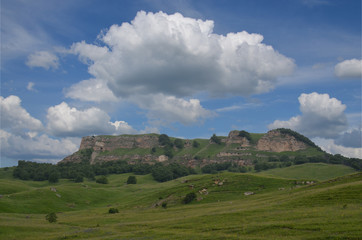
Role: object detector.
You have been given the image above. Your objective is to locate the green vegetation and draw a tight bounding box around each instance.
[238,130,252,141]
[126,175,137,184]
[276,128,321,150]
[45,212,57,223]
[0,166,360,239]
[257,163,357,181]
[183,192,197,204]
[108,208,119,214]
[95,176,108,184]
[210,134,222,144]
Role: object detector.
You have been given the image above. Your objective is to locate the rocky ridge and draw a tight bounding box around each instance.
[60,129,315,167]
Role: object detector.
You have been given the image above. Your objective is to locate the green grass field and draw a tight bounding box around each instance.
[0,164,361,239]
[257,163,357,181]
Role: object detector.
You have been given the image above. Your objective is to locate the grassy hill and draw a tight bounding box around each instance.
[257,163,357,181]
[0,164,361,239]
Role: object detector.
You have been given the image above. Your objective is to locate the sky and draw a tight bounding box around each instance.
[1,0,361,167]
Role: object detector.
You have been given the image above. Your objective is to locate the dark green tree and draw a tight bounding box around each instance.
[183,192,197,204]
[96,175,108,184]
[174,139,184,149]
[45,212,57,223]
[127,175,137,184]
[210,134,221,145]
[192,140,200,148]
[48,171,60,183]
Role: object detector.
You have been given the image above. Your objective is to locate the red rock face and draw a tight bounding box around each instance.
[256,130,308,152]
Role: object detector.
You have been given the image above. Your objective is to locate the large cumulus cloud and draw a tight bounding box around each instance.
[268,92,348,138]
[67,11,295,124]
[47,102,137,137]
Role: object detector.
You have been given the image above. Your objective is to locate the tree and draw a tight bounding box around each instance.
[159,134,172,146]
[238,130,252,141]
[96,175,108,184]
[183,192,196,204]
[74,174,84,183]
[45,212,57,223]
[192,140,200,148]
[108,208,119,214]
[210,134,221,145]
[48,171,60,183]
[127,175,137,184]
[174,138,184,149]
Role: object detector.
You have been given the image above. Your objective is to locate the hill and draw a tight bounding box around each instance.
[257,163,357,181]
[61,128,326,167]
[0,166,361,239]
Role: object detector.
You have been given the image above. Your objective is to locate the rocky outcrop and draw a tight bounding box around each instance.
[256,129,308,152]
[224,130,251,147]
[80,135,159,151]
[60,129,315,166]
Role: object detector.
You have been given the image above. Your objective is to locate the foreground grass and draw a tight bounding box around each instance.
[0,167,361,239]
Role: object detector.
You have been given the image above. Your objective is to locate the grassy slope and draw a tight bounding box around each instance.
[257,163,356,181]
[0,166,361,240]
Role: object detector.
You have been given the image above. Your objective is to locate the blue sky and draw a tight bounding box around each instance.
[1,0,361,167]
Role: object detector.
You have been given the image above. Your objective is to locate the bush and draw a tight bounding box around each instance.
[192,140,200,148]
[238,130,252,141]
[210,134,221,145]
[161,202,167,209]
[127,175,137,184]
[74,174,84,183]
[183,192,197,204]
[48,171,60,183]
[45,212,57,223]
[174,138,184,149]
[159,134,172,146]
[108,208,119,214]
[96,175,108,184]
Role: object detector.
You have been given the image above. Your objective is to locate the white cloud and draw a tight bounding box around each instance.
[66,11,294,124]
[133,94,214,125]
[313,137,362,159]
[268,92,348,138]
[65,78,118,102]
[0,95,43,133]
[27,82,36,91]
[0,129,79,160]
[46,102,137,137]
[334,59,362,79]
[26,51,59,70]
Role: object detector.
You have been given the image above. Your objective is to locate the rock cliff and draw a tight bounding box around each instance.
[256,129,308,152]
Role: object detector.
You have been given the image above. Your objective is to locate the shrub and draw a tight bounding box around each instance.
[238,130,252,141]
[108,208,119,214]
[159,134,172,146]
[127,175,137,184]
[45,212,57,223]
[174,138,184,149]
[161,202,167,209]
[48,171,60,183]
[96,175,108,184]
[210,134,221,145]
[183,192,197,204]
[192,140,200,148]
[74,175,84,183]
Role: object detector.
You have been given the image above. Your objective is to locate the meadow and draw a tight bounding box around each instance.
[0,163,361,240]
